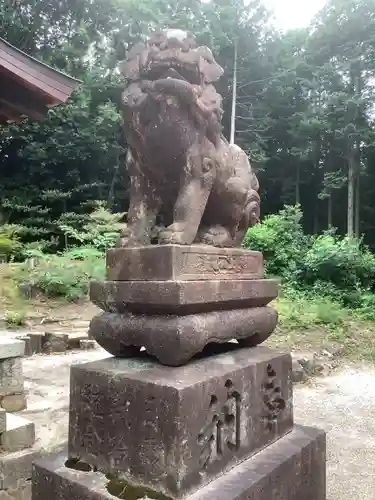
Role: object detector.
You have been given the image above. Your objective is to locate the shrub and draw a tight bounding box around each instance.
[5,310,27,327]
[243,204,309,281]
[57,202,125,252]
[11,246,105,300]
[244,204,375,307]
[0,225,22,260]
[301,234,375,292]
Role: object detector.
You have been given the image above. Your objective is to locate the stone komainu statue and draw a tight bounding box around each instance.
[118,29,260,248]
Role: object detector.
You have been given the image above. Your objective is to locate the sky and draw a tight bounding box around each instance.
[264,0,327,31]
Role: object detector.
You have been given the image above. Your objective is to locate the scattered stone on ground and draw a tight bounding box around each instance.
[0,324,94,356]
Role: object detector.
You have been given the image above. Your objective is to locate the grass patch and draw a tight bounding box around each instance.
[267,288,375,363]
[0,263,30,327]
[4,310,27,327]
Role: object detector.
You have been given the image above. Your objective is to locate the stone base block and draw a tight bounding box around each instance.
[33,425,326,500]
[0,481,31,500]
[0,447,37,490]
[68,347,293,498]
[106,245,264,281]
[90,279,278,314]
[0,394,26,413]
[89,307,278,365]
[0,359,24,397]
[0,341,25,361]
[0,415,35,453]
[42,333,69,354]
[0,411,6,434]
[15,334,43,357]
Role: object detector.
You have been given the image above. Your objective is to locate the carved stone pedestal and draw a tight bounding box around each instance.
[32,348,325,500]
[33,425,325,500]
[89,245,279,365]
[67,347,293,497]
[32,244,326,500]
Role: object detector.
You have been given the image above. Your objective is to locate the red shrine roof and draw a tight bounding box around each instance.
[0,37,80,123]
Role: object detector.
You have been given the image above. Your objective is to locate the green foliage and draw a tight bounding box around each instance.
[244,205,375,308]
[243,205,309,280]
[11,247,106,300]
[0,226,22,260]
[57,202,125,252]
[277,286,348,330]
[301,234,375,291]
[5,310,27,328]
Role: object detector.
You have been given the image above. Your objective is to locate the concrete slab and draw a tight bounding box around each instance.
[0,340,24,360]
[1,414,35,452]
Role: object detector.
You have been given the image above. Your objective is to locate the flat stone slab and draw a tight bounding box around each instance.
[89,307,278,365]
[0,414,35,453]
[0,358,24,398]
[0,394,26,413]
[68,347,293,498]
[33,425,325,500]
[90,279,278,314]
[0,339,24,360]
[0,447,38,490]
[0,410,5,434]
[106,245,264,281]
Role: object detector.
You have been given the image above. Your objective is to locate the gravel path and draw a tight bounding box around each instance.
[20,349,375,498]
[294,365,375,499]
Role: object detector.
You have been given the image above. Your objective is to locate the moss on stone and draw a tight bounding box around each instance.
[106,475,172,500]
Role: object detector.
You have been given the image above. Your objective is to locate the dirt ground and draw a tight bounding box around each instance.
[18,348,375,499]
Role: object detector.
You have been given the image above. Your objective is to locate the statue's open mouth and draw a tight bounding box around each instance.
[140,59,200,84]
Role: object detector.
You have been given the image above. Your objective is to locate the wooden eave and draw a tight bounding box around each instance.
[0,38,80,123]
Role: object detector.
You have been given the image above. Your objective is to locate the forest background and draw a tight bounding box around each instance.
[2,0,375,360]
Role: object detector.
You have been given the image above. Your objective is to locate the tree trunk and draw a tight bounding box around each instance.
[355,173,360,237]
[327,193,332,229]
[347,154,355,237]
[313,211,319,235]
[63,199,68,248]
[229,39,237,145]
[295,163,300,204]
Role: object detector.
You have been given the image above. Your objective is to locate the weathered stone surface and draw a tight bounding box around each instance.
[0,340,24,361]
[13,338,32,358]
[42,333,69,354]
[1,394,26,413]
[0,410,6,434]
[0,359,24,397]
[68,334,89,350]
[0,447,37,490]
[90,278,278,315]
[33,425,325,500]
[89,307,278,365]
[117,30,260,248]
[79,340,96,350]
[107,245,263,281]
[0,481,31,500]
[0,414,35,453]
[15,333,43,357]
[27,334,43,356]
[292,358,306,383]
[68,347,293,498]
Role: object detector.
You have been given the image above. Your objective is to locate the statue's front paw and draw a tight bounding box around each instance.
[159,224,193,245]
[116,228,130,247]
[196,226,234,247]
